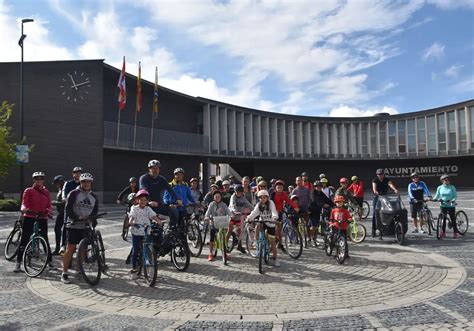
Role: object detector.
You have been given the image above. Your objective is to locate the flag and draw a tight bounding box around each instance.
[136,62,142,112]
[117,56,126,110]
[153,67,159,119]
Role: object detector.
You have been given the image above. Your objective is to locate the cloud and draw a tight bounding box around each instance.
[450,78,474,93]
[427,0,474,10]
[431,64,464,81]
[328,105,399,117]
[422,42,445,61]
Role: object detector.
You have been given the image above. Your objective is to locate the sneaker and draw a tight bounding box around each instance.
[273,259,281,267]
[130,268,137,273]
[419,229,425,234]
[59,246,66,255]
[441,231,446,239]
[208,253,214,261]
[412,229,419,234]
[453,233,460,239]
[61,273,71,284]
[237,245,247,254]
[13,262,22,273]
[48,262,56,271]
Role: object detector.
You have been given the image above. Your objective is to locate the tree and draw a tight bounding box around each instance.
[0,101,16,178]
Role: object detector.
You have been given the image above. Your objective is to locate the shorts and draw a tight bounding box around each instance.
[262,223,276,237]
[210,228,217,242]
[410,202,423,218]
[354,197,363,207]
[66,228,87,245]
[309,215,320,227]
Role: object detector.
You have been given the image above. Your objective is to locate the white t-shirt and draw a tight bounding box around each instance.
[129,205,156,236]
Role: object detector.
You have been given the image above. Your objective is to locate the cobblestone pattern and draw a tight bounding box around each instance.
[373,303,456,327]
[68,315,176,330]
[177,321,273,331]
[282,314,372,330]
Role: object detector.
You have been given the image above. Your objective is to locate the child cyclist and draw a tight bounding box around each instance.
[271,180,299,252]
[128,189,162,274]
[246,190,280,267]
[204,190,232,261]
[329,195,352,257]
[228,184,254,254]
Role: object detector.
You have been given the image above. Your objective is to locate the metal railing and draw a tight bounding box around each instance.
[104,121,210,154]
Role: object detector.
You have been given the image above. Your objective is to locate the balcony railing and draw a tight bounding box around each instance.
[104,121,210,154]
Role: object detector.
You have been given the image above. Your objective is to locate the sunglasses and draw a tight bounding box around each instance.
[34,177,45,180]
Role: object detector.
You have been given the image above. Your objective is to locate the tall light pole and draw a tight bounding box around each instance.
[18,18,34,195]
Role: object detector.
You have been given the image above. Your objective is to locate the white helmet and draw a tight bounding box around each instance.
[257,190,269,197]
[79,173,94,182]
[148,160,161,168]
[319,173,326,179]
[32,172,45,179]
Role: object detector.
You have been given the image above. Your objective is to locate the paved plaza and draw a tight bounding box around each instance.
[0,191,473,330]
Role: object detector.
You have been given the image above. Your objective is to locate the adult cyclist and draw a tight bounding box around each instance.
[408,172,432,234]
[116,177,138,204]
[163,167,195,230]
[372,168,399,237]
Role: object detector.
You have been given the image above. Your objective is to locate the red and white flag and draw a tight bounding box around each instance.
[117,56,126,110]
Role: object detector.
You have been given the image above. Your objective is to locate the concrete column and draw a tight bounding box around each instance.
[245,113,253,154]
[297,121,304,156]
[331,123,337,155]
[367,122,372,157]
[220,107,228,153]
[305,122,311,156]
[254,115,262,155]
[435,114,439,155]
[287,121,294,156]
[466,106,472,153]
[322,123,329,155]
[203,104,211,153]
[237,111,244,154]
[263,117,270,155]
[228,109,236,154]
[376,122,381,156]
[279,119,287,156]
[454,109,460,153]
[271,118,278,155]
[415,117,419,155]
[313,123,320,155]
[424,116,429,156]
[211,105,219,152]
[358,123,362,156]
[340,123,346,156]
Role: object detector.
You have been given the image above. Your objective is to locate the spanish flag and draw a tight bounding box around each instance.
[117,56,126,110]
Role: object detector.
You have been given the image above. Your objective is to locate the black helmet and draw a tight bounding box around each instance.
[129,177,137,183]
[52,175,64,184]
[313,180,321,187]
[376,168,385,175]
[72,166,83,173]
[235,184,244,193]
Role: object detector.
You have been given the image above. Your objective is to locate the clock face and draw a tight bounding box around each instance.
[59,70,92,102]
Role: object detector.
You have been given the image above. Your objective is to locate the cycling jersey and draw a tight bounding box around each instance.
[65,188,99,229]
[330,207,352,231]
[271,191,297,213]
[163,180,195,208]
[372,177,390,195]
[21,185,51,219]
[347,181,364,198]
[408,181,431,202]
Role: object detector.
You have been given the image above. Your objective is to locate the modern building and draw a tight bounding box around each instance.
[0,59,473,201]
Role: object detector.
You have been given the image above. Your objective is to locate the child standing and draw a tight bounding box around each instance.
[204,191,232,261]
[329,195,352,257]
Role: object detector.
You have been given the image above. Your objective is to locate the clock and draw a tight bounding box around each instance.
[59,70,92,102]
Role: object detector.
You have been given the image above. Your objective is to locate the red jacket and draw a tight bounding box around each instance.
[347,181,364,198]
[303,181,313,192]
[330,207,352,231]
[272,191,298,212]
[21,185,52,219]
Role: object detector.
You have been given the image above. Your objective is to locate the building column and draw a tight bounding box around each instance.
[340,123,346,156]
[219,107,228,154]
[245,113,253,155]
[237,111,244,154]
[279,120,287,156]
[434,114,439,155]
[211,105,219,152]
[376,122,381,156]
[287,121,294,156]
[454,109,460,153]
[203,104,211,153]
[358,123,362,156]
[254,115,262,155]
[228,109,236,154]
[415,118,419,155]
[466,106,472,153]
[297,122,304,156]
[304,122,311,157]
[313,123,320,156]
[271,118,278,155]
[263,117,270,155]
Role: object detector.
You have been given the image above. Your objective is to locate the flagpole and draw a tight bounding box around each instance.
[150,108,155,149]
[117,56,126,146]
[150,66,158,149]
[116,107,121,146]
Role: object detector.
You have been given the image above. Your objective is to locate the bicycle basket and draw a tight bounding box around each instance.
[213,216,231,229]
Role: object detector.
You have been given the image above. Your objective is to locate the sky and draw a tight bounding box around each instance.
[1,0,473,117]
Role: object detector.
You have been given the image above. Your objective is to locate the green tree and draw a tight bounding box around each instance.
[0,101,16,178]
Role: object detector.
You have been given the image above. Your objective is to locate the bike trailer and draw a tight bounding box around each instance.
[377,195,408,236]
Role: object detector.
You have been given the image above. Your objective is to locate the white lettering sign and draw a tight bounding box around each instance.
[384,165,459,178]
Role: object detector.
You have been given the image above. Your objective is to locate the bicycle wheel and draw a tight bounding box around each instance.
[186,223,203,257]
[349,222,366,243]
[335,235,347,264]
[455,211,469,235]
[258,240,264,274]
[283,224,303,259]
[220,231,227,265]
[395,222,405,245]
[96,231,107,271]
[436,213,443,240]
[325,232,333,256]
[142,243,158,287]
[170,240,190,272]
[122,214,130,241]
[361,201,370,220]
[298,222,308,249]
[23,236,49,277]
[77,238,101,286]
[226,232,238,253]
[246,225,257,257]
[5,226,22,261]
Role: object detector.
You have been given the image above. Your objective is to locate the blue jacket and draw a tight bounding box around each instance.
[163,180,195,210]
[407,181,431,202]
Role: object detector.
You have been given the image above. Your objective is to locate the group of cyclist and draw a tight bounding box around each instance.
[11,158,462,283]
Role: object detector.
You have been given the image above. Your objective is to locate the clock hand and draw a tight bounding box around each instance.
[68,74,78,90]
[70,80,91,88]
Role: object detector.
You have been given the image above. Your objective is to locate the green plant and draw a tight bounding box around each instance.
[0,101,16,178]
[0,199,20,211]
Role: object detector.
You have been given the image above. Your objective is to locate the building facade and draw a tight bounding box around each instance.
[0,59,473,201]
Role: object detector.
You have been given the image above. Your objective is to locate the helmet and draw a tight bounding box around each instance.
[136,189,149,198]
[440,174,450,181]
[257,180,267,187]
[319,173,326,179]
[222,180,230,186]
[210,184,219,189]
[275,180,285,187]
[127,193,136,202]
[235,184,244,193]
[129,177,137,183]
[256,176,264,183]
[79,173,94,182]
[376,168,385,175]
[288,185,294,191]
[301,172,308,177]
[52,175,64,184]
[334,195,345,203]
[339,177,349,184]
[351,176,358,181]
[290,194,299,200]
[72,166,83,173]
[148,160,161,168]
[410,172,419,178]
[190,177,198,183]
[257,190,269,197]
[32,172,45,179]
[212,190,222,197]
[313,180,321,187]
[173,167,185,175]
[320,178,328,184]
[270,178,277,184]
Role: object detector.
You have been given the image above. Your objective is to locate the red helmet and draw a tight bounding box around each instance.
[334,195,345,203]
[136,189,150,198]
[339,177,349,184]
[275,179,285,187]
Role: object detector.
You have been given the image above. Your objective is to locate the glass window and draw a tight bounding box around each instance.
[447,111,456,151]
[417,117,426,154]
[427,116,436,153]
[398,120,406,153]
[388,121,396,154]
[379,122,387,155]
[437,113,446,152]
[407,119,416,154]
[361,123,368,155]
[370,122,377,155]
[457,109,467,151]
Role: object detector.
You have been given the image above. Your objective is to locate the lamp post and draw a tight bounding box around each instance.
[18,18,34,195]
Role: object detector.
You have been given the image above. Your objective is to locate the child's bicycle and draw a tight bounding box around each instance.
[210,216,231,265]
[346,202,367,243]
[4,214,24,261]
[247,216,276,274]
[324,219,349,265]
[155,219,191,272]
[22,213,51,277]
[133,224,159,287]
[414,199,435,235]
[280,211,303,259]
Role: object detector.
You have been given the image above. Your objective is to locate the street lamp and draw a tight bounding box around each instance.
[18,18,34,194]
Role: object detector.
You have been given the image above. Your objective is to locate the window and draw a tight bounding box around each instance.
[398,120,406,154]
[379,122,387,155]
[361,123,368,155]
[427,116,436,153]
[457,109,467,151]
[417,117,426,154]
[447,111,456,151]
[370,122,377,155]
[388,121,396,154]
[407,119,416,155]
[437,113,446,152]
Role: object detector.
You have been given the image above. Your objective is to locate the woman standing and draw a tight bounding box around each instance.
[433,174,459,239]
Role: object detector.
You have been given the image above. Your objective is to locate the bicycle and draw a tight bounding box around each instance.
[225,209,250,254]
[76,213,107,286]
[436,201,469,239]
[280,212,303,259]
[4,214,24,261]
[247,216,276,274]
[22,213,51,277]
[185,208,203,257]
[361,200,370,220]
[133,224,159,287]
[324,219,349,265]
[296,213,309,249]
[155,220,190,272]
[414,199,435,235]
[210,216,231,265]
[346,202,367,243]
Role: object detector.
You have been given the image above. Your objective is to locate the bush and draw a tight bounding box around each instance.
[0,199,20,211]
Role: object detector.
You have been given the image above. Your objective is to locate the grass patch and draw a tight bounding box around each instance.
[0,199,20,211]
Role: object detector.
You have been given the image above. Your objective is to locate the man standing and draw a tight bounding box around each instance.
[60,166,83,254]
[372,168,399,237]
[408,172,431,234]
[291,176,311,238]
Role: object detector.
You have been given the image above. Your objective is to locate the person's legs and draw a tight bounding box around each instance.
[60,215,68,251]
[372,196,379,236]
[39,221,52,264]
[131,235,142,270]
[53,213,64,254]
[16,218,35,264]
[448,208,459,234]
